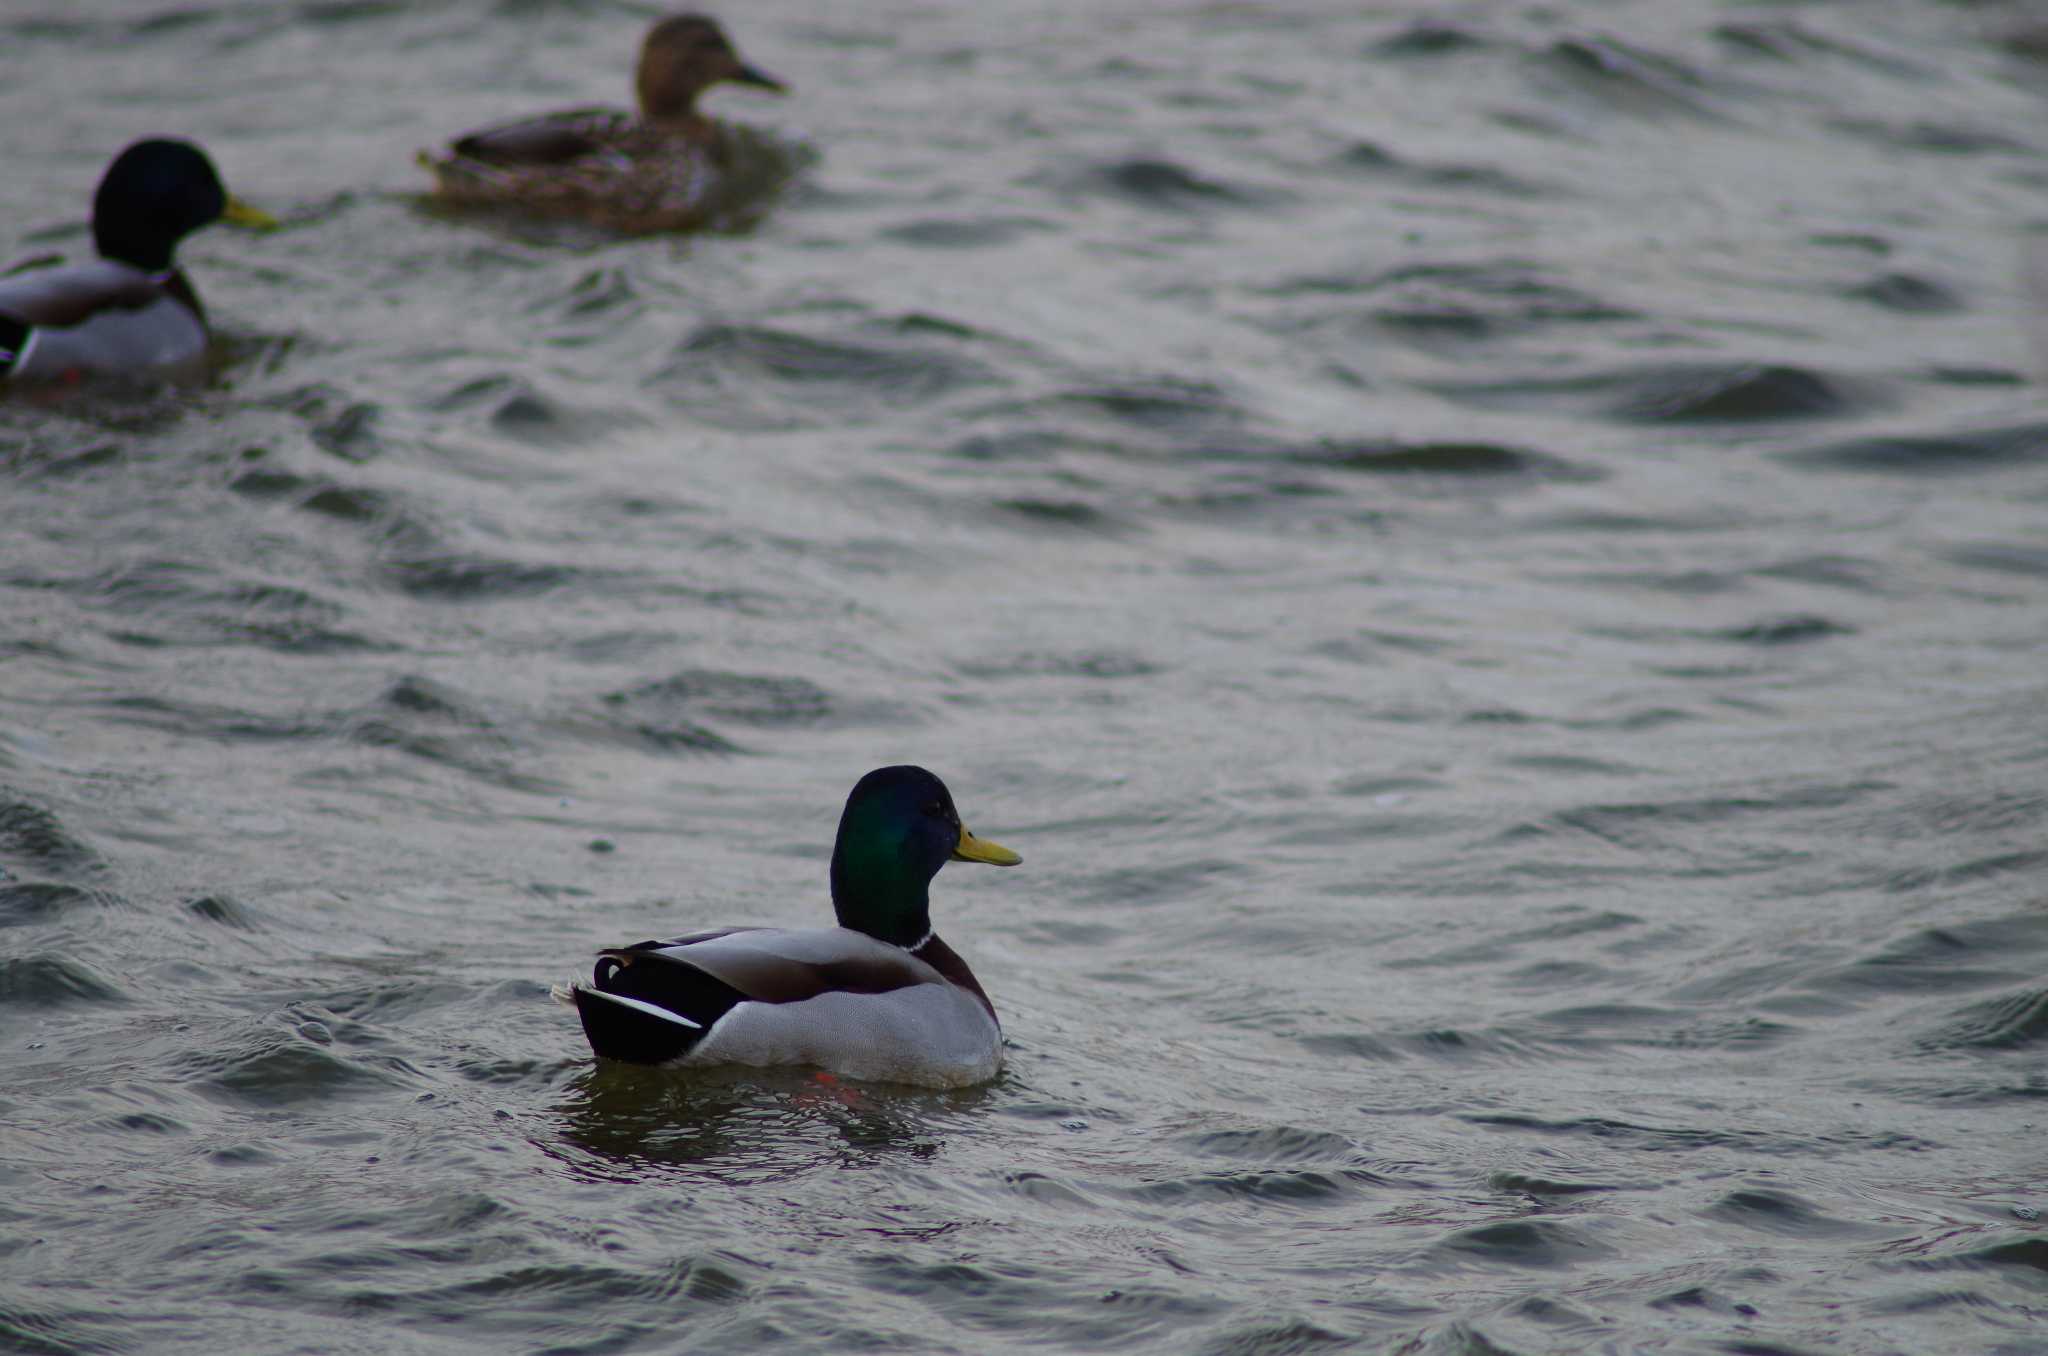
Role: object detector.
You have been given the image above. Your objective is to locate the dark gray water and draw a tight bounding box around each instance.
[4,1,2047,1352]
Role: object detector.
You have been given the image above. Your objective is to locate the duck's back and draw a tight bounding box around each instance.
[451,108,636,167]
[0,259,207,383]
[425,112,725,234]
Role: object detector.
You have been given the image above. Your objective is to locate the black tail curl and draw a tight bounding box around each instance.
[573,948,750,1065]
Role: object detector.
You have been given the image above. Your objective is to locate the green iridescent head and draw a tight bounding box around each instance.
[92,138,273,273]
[828,766,1019,948]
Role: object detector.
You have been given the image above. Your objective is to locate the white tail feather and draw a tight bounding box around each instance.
[577,986,703,1030]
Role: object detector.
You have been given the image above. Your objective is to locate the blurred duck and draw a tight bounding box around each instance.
[565,767,1022,1088]
[419,13,786,234]
[0,139,273,386]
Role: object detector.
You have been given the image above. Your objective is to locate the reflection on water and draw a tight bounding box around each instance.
[547,1062,997,1187]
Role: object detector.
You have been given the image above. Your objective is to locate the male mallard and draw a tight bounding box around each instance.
[569,766,1022,1088]
[0,138,273,386]
[418,12,786,234]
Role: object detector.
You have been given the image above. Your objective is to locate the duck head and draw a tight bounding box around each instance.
[830,766,1019,948]
[92,138,273,273]
[636,13,786,122]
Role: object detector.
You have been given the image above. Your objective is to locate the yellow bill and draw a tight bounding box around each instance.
[222,194,278,230]
[953,824,1021,866]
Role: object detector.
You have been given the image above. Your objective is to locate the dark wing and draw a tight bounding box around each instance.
[602,929,933,1008]
[0,259,168,330]
[450,109,629,166]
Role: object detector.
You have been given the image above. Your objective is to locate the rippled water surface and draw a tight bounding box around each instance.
[5,1,2048,1352]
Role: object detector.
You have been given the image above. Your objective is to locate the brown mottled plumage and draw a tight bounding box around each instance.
[418,14,786,234]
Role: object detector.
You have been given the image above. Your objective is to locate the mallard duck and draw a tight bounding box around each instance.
[568,766,1022,1088]
[418,13,786,234]
[0,138,273,386]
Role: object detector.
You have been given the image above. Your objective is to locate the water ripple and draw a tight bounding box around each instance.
[1703,1186,1889,1239]
[1785,421,2048,475]
[0,882,120,928]
[181,1027,415,1108]
[1435,1218,1618,1270]
[0,953,128,1006]
[648,322,997,429]
[1074,156,1285,213]
[0,801,102,878]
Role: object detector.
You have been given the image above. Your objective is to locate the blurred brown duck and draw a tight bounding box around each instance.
[0,139,273,386]
[418,13,786,234]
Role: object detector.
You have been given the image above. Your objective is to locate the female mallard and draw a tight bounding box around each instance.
[419,13,786,234]
[569,766,1022,1088]
[0,138,273,386]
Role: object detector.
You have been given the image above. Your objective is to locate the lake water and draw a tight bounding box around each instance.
[3,1,2046,1352]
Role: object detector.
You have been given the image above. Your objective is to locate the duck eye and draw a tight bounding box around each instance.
[924,800,947,819]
